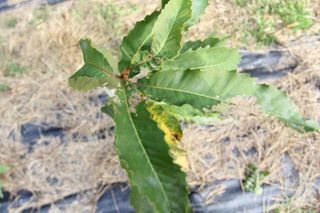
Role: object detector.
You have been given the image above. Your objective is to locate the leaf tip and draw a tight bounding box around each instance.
[79,38,91,50]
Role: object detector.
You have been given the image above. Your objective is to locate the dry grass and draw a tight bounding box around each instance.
[0,0,319,212]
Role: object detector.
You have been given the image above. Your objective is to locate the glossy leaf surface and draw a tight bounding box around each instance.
[161,0,170,7]
[69,39,118,91]
[118,11,160,72]
[152,0,192,58]
[114,85,191,212]
[180,36,224,54]
[147,101,189,171]
[187,0,209,27]
[70,0,320,212]
[162,47,240,72]
[139,69,320,132]
[162,103,223,124]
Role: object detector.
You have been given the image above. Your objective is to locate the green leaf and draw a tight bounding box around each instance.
[0,183,4,199]
[118,11,160,72]
[147,101,189,171]
[69,39,119,91]
[101,103,114,118]
[139,69,320,132]
[161,0,170,8]
[161,0,208,30]
[95,46,118,72]
[162,104,223,124]
[161,47,241,72]
[147,102,183,143]
[243,163,269,195]
[0,165,9,199]
[0,165,9,174]
[180,36,224,54]
[114,85,191,212]
[152,0,192,58]
[187,0,209,27]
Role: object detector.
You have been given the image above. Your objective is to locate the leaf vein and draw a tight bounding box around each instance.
[122,87,169,205]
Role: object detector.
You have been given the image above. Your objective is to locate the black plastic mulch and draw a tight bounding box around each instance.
[0,0,66,13]
[1,2,317,211]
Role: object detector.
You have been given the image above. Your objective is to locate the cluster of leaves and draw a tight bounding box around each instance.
[237,0,313,45]
[242,163,269,194]
[69,0,319,211]
[0,165,9,199]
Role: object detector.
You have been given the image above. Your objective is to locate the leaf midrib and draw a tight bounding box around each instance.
[86,61,114,77]
[141,84,312,129]
[120,12,161,74]
[142,84,228,104]
[130,31,154,65]
[153,0,185,56]
[122,86,170,208]
[162,47,238,71]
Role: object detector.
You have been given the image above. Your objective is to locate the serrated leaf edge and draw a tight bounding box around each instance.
[116,87,170,208]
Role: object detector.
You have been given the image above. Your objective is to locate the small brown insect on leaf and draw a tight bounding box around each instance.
[171,133,180,142]
[120,68,131,80]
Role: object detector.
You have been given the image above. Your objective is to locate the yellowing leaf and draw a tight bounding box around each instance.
[139,69,320,132]
[147,102,189,171]
[114,84,191,212]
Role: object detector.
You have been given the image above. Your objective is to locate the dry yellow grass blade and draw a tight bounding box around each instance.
[0,0,319,211]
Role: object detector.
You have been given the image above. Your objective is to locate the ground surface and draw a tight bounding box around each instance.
[0,0,320,212]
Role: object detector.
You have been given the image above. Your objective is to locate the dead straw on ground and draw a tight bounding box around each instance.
[0,0,319,212]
